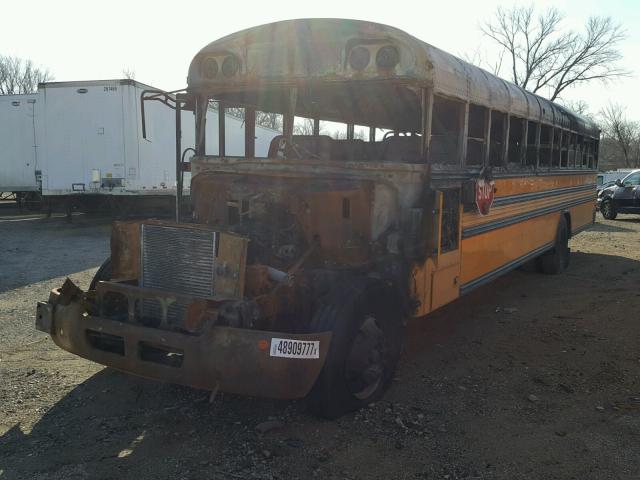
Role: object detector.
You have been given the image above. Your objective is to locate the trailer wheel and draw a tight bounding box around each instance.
[307,278,404,419]
[90,258,112,291]
[538,216,569,275]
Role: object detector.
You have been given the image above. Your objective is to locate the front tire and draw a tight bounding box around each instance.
[307,279,404,419]
[601,199,617,220]
[89,257,112,291]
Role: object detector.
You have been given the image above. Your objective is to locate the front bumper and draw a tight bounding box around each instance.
[36,288,331,399]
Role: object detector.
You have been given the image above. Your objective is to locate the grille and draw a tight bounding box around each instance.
[140,224,217,324]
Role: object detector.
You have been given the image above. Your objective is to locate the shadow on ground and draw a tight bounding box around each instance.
[0,369,296,480]
[2,252,639,479]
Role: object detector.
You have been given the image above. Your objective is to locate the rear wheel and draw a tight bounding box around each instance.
[538,216,569,274]
[601,199,617,220]
[307,279,404,419]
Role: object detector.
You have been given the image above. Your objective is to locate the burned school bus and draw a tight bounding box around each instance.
[37,19,599,418]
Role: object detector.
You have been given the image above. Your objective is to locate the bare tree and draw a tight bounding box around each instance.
[0,55,53,95]
[463,47,504,76]
[215,105,283,131]
[599,103,639,168]
[293,118,315,135]
[480,5,628,100]
[559,99,591,117]
[122,68,135,80]
[256,111,283,131]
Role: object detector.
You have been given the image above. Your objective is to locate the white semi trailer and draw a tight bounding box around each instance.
[1,79,281,213]
[36,79,279,214]
[0,93,40,202]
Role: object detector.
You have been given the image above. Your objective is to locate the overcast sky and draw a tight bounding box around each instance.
[2,0,638,120]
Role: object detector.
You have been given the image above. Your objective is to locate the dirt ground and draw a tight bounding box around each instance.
[1,207,639,480]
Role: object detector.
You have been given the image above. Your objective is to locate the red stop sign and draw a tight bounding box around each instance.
[475,178,495,216]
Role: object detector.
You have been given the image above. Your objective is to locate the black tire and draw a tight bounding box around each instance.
[90,257,112,291]
[601,199,617,220]
[307,278,404,419]
[538,216,570,275]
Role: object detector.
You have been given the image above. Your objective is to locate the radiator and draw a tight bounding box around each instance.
[140,224,217,324]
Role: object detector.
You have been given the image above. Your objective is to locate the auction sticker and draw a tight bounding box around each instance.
[270,338,320,359]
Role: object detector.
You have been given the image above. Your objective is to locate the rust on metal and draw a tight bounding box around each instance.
[43,287,331,399]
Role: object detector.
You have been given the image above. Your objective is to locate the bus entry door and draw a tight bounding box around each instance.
[430,189,461,311]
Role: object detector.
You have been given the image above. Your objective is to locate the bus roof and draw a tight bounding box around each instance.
[188,18,599,137]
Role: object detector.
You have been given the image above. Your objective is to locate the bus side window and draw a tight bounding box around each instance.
[466,104,486,166]
[205,101,220,156]
[560,130,569,168]
[539,125,552,167]
[508,116,525,166]
[431,96,463,165]
[489,111,506,166]
[568,133,577,168]
[525,121,538,167]
[585,139,593,168]
[576,135,584,168]
[551,128,561,168]
[319,120,348,139]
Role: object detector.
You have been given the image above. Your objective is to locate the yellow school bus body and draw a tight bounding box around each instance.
[412,173,595,316]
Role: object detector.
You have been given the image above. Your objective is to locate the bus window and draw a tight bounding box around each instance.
[526,121,538,167]
[585,139,593,168]
[575,135,584,168]
[205,101,220,156]
[539,125,552,167]
[551,129,561,168]
[489,111,506,166]
[560,130,569,168]
[256,111,283,158]
[508,116,525,165]
[319,120,348,139]
[593,140,599,169]
[568,133,577,168]
[225,107,245,157]
[466,104,486,166]
[353,125,370,141]
[374,128,392,141]
[431,96,463,165]
[293,116,315,135]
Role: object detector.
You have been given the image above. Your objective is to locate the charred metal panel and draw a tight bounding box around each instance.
[216,233,249,299]
[190,170,384,266]
[111,221,141,280]
[186,18,599,137]
[190,158,426,246]
[42,286,332,399]
[188,19,428,89]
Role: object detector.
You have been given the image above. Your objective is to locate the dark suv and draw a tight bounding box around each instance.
[597,169,640,219]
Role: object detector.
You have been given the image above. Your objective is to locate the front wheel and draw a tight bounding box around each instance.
[307,279,404,419]
[89,257,112,291]
[601,199,617,220]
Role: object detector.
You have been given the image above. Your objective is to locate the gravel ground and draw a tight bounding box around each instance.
[1,208,639,480]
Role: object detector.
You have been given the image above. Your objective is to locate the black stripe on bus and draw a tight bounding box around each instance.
[493,183,596,207]
[431,169,598,183]
[462,194,595,239]
[459,242,554,296]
